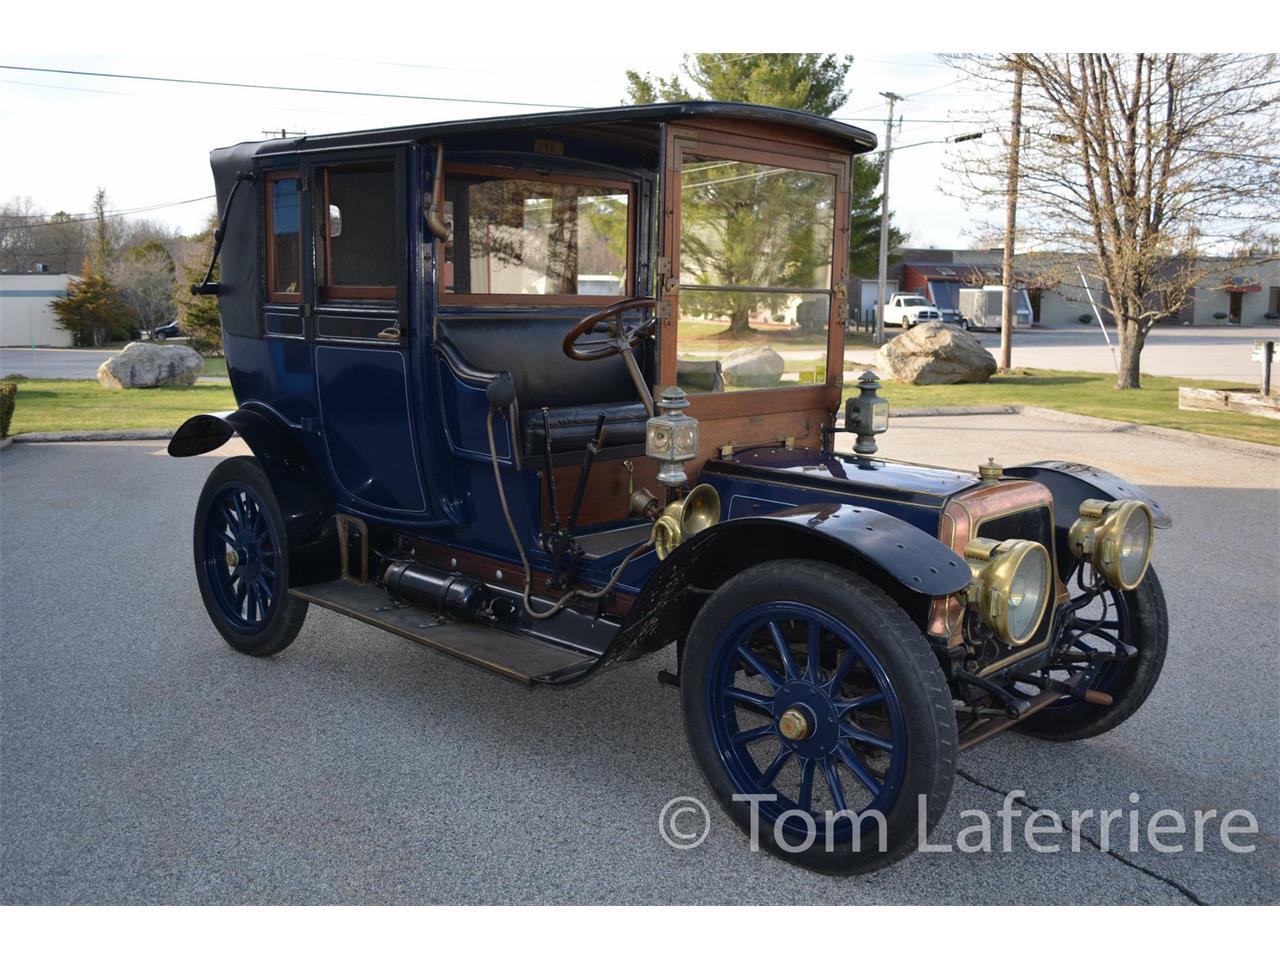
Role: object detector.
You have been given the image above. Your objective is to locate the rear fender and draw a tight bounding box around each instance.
[169,408,338,586]
[608,503,970,663]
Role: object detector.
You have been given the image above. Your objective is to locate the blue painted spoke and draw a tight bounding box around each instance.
[797,759,816,812]
[256,574,273,602]
[260,565,277,582]
[759,746,791,788]
[835,743,884,795]
[826,647,862,694]
[768,622,800,679]
[222,504,239,532]
[834,691,885,715]
[841,722,894,752]
[733,723,776,746]
[805,620,821,683]
[724,687,773,716]
[737,645,784,690]
[821,757,848,813]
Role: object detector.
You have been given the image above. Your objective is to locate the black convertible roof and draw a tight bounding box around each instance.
[230,101,878,156]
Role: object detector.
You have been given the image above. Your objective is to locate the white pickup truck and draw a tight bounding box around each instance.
[885,294,952,329]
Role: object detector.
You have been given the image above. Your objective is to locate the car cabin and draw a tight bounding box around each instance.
[208,102,880,603]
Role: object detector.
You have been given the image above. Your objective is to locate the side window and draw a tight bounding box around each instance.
[318,162,397,301]
[266,175,302,304]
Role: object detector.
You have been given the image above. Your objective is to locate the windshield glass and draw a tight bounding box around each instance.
[675,155,836,394]
[901,297,927,306]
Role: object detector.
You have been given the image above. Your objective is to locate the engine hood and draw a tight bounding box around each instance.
[700,446,980,524]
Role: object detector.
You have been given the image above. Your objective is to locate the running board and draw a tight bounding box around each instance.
[290,579,597,685]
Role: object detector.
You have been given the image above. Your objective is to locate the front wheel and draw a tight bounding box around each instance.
[1014,567,1167,740]
[193,456,308,656]
[681,560,957,874]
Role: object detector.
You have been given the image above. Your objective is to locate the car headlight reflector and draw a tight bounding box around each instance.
[964,537,1052,646]
[1068,498,1153,591]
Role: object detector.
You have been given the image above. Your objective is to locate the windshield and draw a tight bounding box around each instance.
[674,155,837,394]
[901,297,927,306]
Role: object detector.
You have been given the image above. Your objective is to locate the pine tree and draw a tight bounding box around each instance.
[51,259,136,347]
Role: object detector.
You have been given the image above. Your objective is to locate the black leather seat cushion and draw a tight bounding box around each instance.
[438,314,653,456]
[521,402,649,455]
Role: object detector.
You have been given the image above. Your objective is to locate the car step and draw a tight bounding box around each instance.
[290,579,598,685]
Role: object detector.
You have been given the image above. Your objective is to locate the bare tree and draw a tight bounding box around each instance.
[947,53,1280,388]
[113,241,176,337]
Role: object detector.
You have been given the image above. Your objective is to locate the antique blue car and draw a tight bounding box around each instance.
[172,102,1169,873]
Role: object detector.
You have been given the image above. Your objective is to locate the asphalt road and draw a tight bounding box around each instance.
[1,418,1276,904]
[0,347,119,379]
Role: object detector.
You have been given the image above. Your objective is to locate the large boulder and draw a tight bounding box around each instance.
[877,322,997,385]
[722,345,785,388]
[97,342,204,389]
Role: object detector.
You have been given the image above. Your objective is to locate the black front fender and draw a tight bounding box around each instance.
[608,503,969,664]
[170,408,337,586]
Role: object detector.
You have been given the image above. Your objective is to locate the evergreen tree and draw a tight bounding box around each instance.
[52,259,136,346]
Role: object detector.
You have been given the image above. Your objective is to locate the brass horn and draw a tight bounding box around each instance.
[649,483,721,559]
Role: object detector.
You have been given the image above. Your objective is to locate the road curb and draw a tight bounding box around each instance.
[12,428,175,444]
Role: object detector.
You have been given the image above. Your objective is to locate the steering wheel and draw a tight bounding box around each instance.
[562,297,659,362]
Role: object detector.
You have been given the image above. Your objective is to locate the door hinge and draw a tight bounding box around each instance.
[298,176,310,192]
[656,301,672,321]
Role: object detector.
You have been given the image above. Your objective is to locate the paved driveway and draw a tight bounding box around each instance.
[0,347,118,380]
[1,419,1276,904]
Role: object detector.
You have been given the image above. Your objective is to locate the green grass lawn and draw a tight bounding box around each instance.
[201,356,228,378]
[855,368,1279,446]
[6,379,236,435]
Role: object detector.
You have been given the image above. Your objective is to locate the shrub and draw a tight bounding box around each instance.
[0,382,16,438]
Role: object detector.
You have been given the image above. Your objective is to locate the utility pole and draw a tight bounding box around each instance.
[875,92,902,346]
[999,58,1024,371]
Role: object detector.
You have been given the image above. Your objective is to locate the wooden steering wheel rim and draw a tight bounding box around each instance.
[562,297,659,361]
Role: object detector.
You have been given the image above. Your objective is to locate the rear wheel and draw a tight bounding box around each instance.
[681,560,956,874]
[193,456,307,656]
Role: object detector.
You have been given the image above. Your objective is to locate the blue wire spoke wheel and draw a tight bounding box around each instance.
[193,456,308,656]
[202,481,280,631]
[681,560,957,874]
[708,602,908,847]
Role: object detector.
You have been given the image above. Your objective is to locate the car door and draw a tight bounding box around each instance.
[309,152,430,515]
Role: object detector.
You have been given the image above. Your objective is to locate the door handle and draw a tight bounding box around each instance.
[377,326,401,341]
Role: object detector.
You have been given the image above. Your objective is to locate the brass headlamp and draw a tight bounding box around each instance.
[964,537,1052,646]
[1068,498,1153,591]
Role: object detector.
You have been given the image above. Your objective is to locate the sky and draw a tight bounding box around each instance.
[0,50,997,250]
[2,3,1256,254]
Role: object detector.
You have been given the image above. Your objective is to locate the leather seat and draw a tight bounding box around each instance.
[521,402,649,455]
[437,314,653,457]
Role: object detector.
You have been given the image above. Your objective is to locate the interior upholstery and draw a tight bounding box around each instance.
[437,315,653,455]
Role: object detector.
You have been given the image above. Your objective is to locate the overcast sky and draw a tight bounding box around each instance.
[0,50,997,250]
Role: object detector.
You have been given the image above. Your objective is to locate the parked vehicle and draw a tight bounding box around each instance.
[151,320,182,341]
[958,286,1033,331]
[885,294,947,329]
[173,102,1170,874]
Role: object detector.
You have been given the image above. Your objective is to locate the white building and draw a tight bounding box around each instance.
[0,272,77,347]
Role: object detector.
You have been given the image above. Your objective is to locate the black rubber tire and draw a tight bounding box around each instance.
[681,560,957,875]
[1018,567,1168,741]
[193,456,308,657]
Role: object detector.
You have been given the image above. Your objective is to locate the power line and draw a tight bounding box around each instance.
[0,64,587,111]
[0,196,215,231]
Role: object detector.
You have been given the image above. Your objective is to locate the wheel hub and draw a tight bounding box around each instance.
[225,547,239,569]
[778,707,812,741]
[773,680,841,759]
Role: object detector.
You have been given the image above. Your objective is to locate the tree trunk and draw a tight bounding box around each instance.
[726,307,752,337]
[1115,322,1142,389]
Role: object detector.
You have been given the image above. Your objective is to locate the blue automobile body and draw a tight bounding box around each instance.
[171,101,1169,692]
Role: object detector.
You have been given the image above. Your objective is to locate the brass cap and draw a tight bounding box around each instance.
[778,707,812,741]
[979,457,1004,482]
